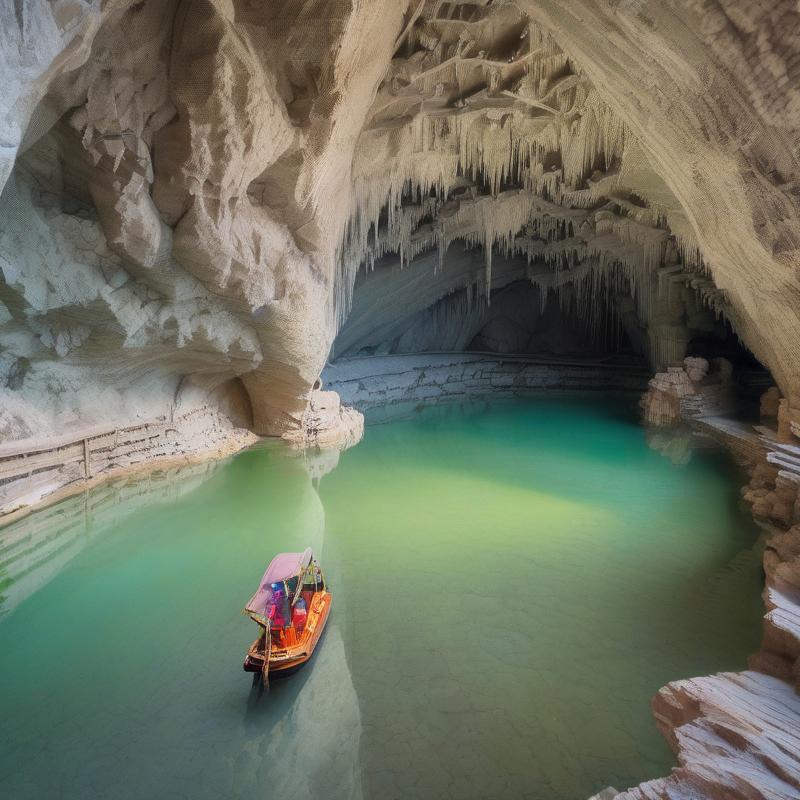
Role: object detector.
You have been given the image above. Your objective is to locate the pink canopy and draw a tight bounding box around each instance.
[245,548,313,620]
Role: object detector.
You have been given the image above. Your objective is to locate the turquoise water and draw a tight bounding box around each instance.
[0,398,763,799]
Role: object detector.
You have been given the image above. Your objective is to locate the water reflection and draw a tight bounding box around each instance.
[0,442,364,800]
[244,626,363,799]
[645,428,696,465]
[0,460,224,618]
[0,399,764,800]
[643,425,731,468]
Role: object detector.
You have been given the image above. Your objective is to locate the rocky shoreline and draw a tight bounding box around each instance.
[0,353,642,523]
[630,363,800,799]
[0,406,258,524]
[3,353,799,799]
[330,353,800,799]
[324,352,651,421]
[0,392,364,524]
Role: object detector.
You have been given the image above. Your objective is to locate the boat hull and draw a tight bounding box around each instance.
[243,591,332,677]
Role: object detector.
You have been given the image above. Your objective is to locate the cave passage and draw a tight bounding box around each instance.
[0,396,763,800]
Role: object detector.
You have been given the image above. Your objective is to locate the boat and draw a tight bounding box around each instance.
[242,547,331,684]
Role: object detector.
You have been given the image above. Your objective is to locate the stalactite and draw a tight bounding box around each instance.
[333,10,709,368]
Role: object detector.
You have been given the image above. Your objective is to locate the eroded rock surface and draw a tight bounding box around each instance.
[616,671,800,800]
[641,357,735,426]
[3,0,800,456]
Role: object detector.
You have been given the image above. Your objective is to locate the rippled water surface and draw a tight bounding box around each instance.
[0,398,763,799]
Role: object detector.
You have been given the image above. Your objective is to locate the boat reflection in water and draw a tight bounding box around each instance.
[0,443,365,800]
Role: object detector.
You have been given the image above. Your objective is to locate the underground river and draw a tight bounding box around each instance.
[0,397,764,800]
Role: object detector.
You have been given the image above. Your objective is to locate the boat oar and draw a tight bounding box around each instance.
[262,620,271,690]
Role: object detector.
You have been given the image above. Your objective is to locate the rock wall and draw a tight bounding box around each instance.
[0,405,257,520]
[2,0,391,444]
[4,0,800,456]
[641,357,737,427]
[519,0,800,397]
[629,398,800,799]
[617,671,800,800]
[324,352,649,421]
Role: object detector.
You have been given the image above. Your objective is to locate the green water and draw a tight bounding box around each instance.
[0,398,763,800]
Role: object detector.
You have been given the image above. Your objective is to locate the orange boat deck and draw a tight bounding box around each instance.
[245,590,332,675]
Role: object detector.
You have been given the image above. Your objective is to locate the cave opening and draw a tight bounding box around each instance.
[464,279,638,360]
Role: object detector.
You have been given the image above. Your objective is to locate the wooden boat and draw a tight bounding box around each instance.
[242,548,331,684]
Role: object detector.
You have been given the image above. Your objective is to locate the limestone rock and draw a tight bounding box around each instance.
[684,356,709,383]
[2,0,799,455]
[284,389,365,451]
[761,387,782,420]
[614,671,800,800]
[641,358,736,426]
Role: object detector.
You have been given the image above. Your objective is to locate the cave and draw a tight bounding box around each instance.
[335,256,644,363]
[2,2,800,799]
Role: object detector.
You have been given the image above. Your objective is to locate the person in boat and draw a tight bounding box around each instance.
[243,548,331,680]
[269,583,290,628]
[291,597,307,632]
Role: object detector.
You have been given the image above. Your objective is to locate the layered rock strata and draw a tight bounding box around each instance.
[630,388,800,799]
[5,0,800,461]
[0,405,257,521]
[617,671,800,800]
[640,357,736,427]
[324,352,649,421]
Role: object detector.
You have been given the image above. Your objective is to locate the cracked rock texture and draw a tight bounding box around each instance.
[3,0,800,447]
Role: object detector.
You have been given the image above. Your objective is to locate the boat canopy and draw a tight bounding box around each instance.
[245,548,314,621]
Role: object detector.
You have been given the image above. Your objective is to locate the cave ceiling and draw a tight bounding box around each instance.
[1,0,799,437]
